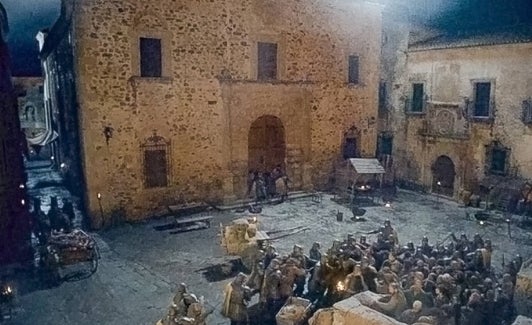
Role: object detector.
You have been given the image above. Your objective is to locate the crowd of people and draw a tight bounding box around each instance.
[222,220,524,325]
[247,165,289,202]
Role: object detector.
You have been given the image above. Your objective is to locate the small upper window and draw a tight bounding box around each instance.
[473,82,491,117]
[140,37,162,77]
[411,83,424,113]
[257,42,278,80]
[348,55,360,84]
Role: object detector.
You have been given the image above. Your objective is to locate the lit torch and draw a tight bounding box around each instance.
[336,281,345,292]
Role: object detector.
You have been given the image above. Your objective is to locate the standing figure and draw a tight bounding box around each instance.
[308,242,322,266]
[260,259,283,322]
[222,273,253,325]
[173,283,198,317]
[344,263,368,298]
[255,173,267,201]
[47,196,62,231]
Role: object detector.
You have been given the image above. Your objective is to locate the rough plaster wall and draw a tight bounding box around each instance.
[72,0,382,226]
[394,43,532,195]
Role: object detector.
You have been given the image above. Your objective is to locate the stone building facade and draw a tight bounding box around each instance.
[13,77,55,159]
[44,0,383,227]
[0,2,31,264]
[38,4,85,200]
[391,33,532,200]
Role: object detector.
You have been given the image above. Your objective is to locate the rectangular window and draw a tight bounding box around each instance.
[473,82,491,117]
[490,148,507,174]
[378,135,393,156]
[140,37,162,77]
[378,81,387,116]
[144,149,168,188]
[411,83,424,112]
[348,55,360,84]
[257,42,277,80]
[522,99,532,124]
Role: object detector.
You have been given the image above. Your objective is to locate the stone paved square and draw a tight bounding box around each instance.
[10,191,531,325]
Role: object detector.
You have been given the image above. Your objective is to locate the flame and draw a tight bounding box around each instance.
[336,281,345,291]
[479,221,485,225]
[97,193,102,199]
[6,286,11,293]
[252,216,257,223]
[385,203,391,208]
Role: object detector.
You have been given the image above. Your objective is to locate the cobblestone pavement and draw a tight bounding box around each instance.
[9,187,532,325]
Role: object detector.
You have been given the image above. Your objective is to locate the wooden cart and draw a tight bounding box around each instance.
[42,229,99,282]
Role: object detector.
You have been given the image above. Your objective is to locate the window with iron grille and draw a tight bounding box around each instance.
[141,133,171,188]
[522,98,532,124]
[257,42,277,80]
[348,55,360,84]
[473,82,491,117]
[140,37,162,77]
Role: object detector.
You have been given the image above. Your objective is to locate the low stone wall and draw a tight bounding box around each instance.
[309,292,406,325]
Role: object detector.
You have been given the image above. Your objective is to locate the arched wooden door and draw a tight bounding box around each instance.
[248,115,286,173]
[432,155,455,196]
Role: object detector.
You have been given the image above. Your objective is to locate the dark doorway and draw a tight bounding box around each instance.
[432,155,455,196]
[248,115,286,173]
[342,126,360,159]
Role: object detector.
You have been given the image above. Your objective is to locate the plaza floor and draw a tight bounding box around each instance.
[9,185,532,325]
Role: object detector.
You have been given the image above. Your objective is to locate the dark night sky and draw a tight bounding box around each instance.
[1,0,531,77]
[2,0,60,77]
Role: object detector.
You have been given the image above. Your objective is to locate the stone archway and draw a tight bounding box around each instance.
[432,155,455,196]
[248,115,286,174]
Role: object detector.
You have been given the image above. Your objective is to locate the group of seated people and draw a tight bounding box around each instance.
[224,220,523,325]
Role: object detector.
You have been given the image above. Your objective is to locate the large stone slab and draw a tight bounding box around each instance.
[516,259,532,317]
[308,294,406,325]
[512,315,532,325]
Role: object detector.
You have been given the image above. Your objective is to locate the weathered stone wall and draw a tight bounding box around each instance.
[70,0,382,226]
[393,42,532,196]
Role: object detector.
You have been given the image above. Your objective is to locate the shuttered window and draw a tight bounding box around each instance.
[140,37,162,77]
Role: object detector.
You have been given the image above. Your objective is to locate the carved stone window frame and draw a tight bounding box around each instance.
[469,78,496,122]
[130,27,173,81]
[141,132,172,189]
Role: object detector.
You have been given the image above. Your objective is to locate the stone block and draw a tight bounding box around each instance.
[309,295,406,325]
[516,259,532,317]
[512,315,532,325]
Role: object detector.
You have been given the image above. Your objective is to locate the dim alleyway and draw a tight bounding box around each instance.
[8,171,532,325]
